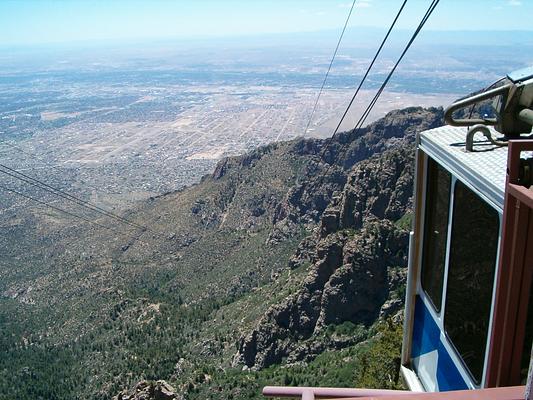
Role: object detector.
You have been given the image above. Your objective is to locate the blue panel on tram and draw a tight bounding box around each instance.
[412,296,440,358]
[436,341,469,391]
[411,296,468,391]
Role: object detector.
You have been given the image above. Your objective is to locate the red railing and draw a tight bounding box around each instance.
[263,386,409,399]
[487,140,533,387]
[262,385,525,400]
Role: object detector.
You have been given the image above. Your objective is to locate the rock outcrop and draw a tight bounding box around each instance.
[268,107,441,239]
[114,380,179,400]
[234,144,414,369]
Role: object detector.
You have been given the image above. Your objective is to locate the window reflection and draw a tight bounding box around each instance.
[421,158,451,312]
[445,180,499,383]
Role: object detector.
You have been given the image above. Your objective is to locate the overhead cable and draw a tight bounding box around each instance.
[0,140,167,229]
[350,0,440,133]
[307,0,408,177]
[302,0,357,136]
[0,183,125,235]
[0,162,147,231]
[310,0,440,192]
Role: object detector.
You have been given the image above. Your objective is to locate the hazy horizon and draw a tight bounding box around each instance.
[1,0,532,47]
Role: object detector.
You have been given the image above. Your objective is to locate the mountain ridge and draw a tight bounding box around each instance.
[0,106,443,399]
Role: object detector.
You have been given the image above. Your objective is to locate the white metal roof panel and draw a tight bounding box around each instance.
[418,125,508,211]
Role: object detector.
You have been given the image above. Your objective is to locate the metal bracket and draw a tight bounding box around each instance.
[465,124,507,152]
[444,84,511,127]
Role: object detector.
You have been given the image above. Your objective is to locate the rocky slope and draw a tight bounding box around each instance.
[114,380,178,400]
[234,146,413,369]
[0,106,443,399]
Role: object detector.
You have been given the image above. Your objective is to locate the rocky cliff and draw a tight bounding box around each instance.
[234,145,413,369]
[109,106,442,397]
[114,380,178,400]
[0,106,444,400]
[268,107,441,240]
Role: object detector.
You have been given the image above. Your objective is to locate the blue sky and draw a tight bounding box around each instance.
[1,0,532,46]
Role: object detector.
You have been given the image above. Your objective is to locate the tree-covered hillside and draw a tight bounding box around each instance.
[0,107,443,399]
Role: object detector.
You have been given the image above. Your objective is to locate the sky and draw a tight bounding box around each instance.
[0,0,532,47]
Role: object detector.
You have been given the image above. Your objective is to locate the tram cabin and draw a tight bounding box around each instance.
[401,67,533,392]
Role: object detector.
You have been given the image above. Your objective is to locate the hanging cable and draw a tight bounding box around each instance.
[0,183,126,235]
[298,0,411,195]
[0,140,73,175]
[302,0,357,137]
[0,183,159,249]
[306,0,407,175]
[0,140,170,229]
[351,0,440,133]
[330,0,407,141]
[308,0,440,193]
[0,162,147,231]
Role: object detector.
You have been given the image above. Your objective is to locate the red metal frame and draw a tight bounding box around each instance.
[262,385,525,400]
[350,386,525,400]
[486,140,533,387]
[263,386,409,399]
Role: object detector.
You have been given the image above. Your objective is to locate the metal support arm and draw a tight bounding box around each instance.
[444,84,512,127]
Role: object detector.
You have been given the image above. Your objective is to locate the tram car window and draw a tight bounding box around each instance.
[421,158,451,312]
[444,180,500,383]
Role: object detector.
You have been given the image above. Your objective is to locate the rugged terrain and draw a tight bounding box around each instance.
[0,107,443,399]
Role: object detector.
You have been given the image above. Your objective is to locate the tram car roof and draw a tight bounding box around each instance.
[418,125,511,211]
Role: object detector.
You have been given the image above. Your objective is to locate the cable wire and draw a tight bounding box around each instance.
[0,139,170,230]
[308,0,440,193]
[0,183,158,250]
[0,141,70,175]
[302,0,357,136]
[307,0,407,176]
[0,162,147,231]
[352,0,440,133]
[330,0,407,141]
[0,183,125,235]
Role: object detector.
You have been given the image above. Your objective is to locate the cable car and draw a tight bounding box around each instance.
[402,66,533,393]
[263,68,533,399]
